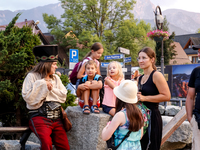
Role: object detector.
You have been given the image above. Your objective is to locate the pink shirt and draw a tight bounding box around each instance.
[102,77,124,107]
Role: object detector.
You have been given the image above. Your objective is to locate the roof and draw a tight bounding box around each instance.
[190,37,200,45]
[184,48,197,55]
[0,19,50,45]
[169,42,192,65]
[174,33,200,48]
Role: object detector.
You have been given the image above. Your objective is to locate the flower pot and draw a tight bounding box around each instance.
[153,36,163,42]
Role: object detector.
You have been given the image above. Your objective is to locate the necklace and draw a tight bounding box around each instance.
[141,74,149,84]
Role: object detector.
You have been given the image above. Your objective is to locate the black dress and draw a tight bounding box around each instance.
[139,70,162,150]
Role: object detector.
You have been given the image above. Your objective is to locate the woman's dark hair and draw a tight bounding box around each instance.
[116,98,144,132]
[138,47,157,70]
[30,61,54,79]
[83,42,103,60]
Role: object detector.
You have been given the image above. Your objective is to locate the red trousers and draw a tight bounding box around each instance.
[29,116,70,150]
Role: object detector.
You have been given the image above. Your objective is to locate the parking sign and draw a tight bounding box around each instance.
[70,49,79,63]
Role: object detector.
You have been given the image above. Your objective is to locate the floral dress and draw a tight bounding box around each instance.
[114,109,142,150]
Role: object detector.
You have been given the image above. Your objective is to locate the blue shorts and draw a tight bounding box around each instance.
[102,104,114,114]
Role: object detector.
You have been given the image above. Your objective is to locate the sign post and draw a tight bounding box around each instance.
[103,47,131,74]
[69,49,79,69]
[118,47,131,73]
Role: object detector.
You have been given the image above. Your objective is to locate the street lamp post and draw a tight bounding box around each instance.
[154,6,164,75]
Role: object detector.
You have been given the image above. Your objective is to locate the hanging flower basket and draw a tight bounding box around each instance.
[147,30,170,41]
[153,36,163,42]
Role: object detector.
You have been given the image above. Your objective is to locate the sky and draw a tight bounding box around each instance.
[0,0,200,14]
[150,0,200,13]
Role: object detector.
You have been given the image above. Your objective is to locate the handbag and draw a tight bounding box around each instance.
[106,130,131,150]
[61,107,72,132]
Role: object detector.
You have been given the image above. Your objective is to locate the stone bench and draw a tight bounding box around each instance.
[66,106,112,150]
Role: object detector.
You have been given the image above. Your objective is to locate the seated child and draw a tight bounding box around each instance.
[76,60,103,114]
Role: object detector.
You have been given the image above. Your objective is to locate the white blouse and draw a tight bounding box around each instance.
[22,72,67,110]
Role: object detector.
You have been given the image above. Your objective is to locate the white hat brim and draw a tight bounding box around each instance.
[113,86,138,104]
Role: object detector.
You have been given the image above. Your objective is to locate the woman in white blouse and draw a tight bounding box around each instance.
[22,45,70,150]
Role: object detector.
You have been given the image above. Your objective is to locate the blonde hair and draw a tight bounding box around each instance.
[107,61,124,78]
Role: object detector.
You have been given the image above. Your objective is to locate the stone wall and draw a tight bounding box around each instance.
[0,105,192,150]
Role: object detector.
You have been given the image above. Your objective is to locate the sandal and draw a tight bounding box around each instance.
[82,105,90,115]
[91,105,100,114]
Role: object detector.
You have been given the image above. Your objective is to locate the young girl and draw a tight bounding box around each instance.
[76,60,103,114]
[77,42,104,79]
[102,80,144,150]
[102,61,124,116]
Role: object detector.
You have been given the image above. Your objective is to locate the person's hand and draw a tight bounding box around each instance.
[91,80,97,84]
[46,81,53,91]
[105,77,111,82]
[79,84,89,90]
[137,92,145,102]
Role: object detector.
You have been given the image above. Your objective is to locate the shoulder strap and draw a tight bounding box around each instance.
[122,109,128,123]
[82,75,88,82]
[94,74,101,80]
[115,131,132,149]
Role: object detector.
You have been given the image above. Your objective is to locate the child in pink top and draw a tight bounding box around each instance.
[102,61,124,116]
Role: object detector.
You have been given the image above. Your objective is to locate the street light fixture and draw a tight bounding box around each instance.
[154,6,164,75]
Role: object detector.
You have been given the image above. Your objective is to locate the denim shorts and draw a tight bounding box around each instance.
[102,104,114,114]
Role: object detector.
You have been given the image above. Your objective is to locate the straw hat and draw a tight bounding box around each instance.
[113,80,138,104]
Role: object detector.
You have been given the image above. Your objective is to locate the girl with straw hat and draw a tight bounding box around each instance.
[102,80,144,150]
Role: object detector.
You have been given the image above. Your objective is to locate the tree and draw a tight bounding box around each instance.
[154,16,177,65]
[0,13,41,126]
[43,0,154,66]
[197,28,200,33]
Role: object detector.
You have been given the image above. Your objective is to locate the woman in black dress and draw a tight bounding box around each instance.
[137,47,171,150]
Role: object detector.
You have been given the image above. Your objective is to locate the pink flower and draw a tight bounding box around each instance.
[147,30,170,41]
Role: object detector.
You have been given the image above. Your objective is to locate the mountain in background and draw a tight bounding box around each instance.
[0,0,200,35]
[0,3,64,33]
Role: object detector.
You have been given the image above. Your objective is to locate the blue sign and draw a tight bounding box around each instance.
[69,49,79,63]
[101,62,124,68]
[104,54,123,60]
[124,57,132,63]
[101,62,109,67]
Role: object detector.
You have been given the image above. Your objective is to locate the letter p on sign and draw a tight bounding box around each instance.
[70,49,79,63]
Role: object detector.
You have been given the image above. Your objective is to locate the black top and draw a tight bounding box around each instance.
[188,66,200,110]
[138,70,159,110]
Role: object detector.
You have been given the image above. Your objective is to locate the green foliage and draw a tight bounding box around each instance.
[154,16,177,65]
[197,28,200,33]
[0,13,41,126]
[43,0,155,66]
[59,74,76,109]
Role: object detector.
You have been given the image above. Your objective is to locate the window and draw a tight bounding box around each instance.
[192,56,198,63]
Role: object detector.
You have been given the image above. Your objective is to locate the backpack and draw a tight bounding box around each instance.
[69,57,90,85]
[136,102,151,135]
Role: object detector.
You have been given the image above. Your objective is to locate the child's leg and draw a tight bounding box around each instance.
[91,89,100,113]
[108,108,116,116]
[81,89,90,113]
[91,89,100,105]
